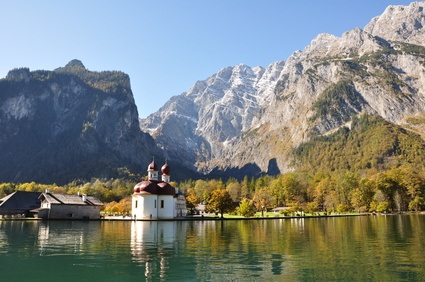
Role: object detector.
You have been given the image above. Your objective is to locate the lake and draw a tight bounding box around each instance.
[0,214,424,281]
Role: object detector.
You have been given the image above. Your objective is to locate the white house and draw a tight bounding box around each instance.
[132,160,186,219]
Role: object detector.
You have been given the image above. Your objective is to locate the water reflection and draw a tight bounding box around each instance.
[131,221,179,279]
[0,215,424,281]
[38,222,85,255]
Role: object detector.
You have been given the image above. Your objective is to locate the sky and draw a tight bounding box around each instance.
[0,0,416,118]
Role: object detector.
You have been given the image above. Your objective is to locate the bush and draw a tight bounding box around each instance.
[336,204,351,213]
[376,201,390,213]
[306,202,319,214]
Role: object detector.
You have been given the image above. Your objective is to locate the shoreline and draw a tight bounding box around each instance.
[2,211,423,222]
[102,212,371,221]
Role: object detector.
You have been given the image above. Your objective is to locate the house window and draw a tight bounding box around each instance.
[154,200,157,209]
[161,200,164,209]
[135,200,138,209]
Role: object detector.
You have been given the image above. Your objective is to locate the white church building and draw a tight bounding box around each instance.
[132,160,186,219]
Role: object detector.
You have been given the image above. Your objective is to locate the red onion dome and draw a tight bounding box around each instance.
[134,181,159,195]
[133,184,141,193]
[147,161,158,172]
[161,163,171,175]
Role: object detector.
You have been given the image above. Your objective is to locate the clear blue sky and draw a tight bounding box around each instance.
[0,0,416,118]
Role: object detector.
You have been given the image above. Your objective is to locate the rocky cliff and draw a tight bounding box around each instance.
[0,60,161,184]
[140,1,425,178]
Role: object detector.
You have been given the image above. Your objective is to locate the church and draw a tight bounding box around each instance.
[132,160,186,219]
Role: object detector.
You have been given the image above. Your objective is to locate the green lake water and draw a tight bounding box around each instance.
[0,214,424,281]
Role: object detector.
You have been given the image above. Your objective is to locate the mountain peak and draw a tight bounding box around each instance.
[364,1,425,45]
[64,59,86,70]
[54,59,87,74]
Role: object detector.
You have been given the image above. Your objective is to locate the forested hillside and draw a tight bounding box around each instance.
[294,114,425,173]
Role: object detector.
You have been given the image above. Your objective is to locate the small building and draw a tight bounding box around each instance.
[132,160,186,219]
[175,191,187,217]
[0,191,41,218]
[35,192,103,219]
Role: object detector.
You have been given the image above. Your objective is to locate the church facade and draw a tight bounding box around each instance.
[132,161,185,219]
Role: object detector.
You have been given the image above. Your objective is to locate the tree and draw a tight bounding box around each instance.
[0,183,15,197]
[336,203,351,213]
[281,172,304,203]
[240,176,253,199]
[310,176,332,211]
[226,181,242,202]
[399,166,425,211]
[252,188,273,215]
[376,201,390,213]
[185,190,200,213]
[103,201,120,214]
[117,197,132,213]
[207,179,225,192]
[375,170,402,211]
[194,180,209,203]
[103,197,131,214]
[351,188,365,212]
[206,189,234,218]
[255,175,271,192]
[336,171,359,206]
[324,190,339,213]
[237,198,256,218]
[351,178,376,212]
[409,196,425,211]
[19,182,39,192]
[269,177,284,207]
[306,201,319,214]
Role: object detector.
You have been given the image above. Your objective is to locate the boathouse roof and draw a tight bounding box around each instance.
[0,191,42,215]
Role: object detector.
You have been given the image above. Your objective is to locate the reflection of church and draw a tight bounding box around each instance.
[132,160,186,219]
[130,221,178,279]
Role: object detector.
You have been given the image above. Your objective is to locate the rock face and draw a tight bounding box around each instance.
[140,62,285,173]
[364,2,425,45]
[0,60,161,184]
[140,1,425,178]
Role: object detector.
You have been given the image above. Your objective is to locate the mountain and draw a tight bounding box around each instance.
[140,63,284,173]
[0,60,162,184]
[140,1,425,178]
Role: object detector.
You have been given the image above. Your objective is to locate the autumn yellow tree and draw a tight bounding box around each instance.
[252,187,272,216]
[206,189,234,218]
[237,198,256,217]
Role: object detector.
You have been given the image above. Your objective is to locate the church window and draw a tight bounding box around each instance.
[161,200,164,208]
